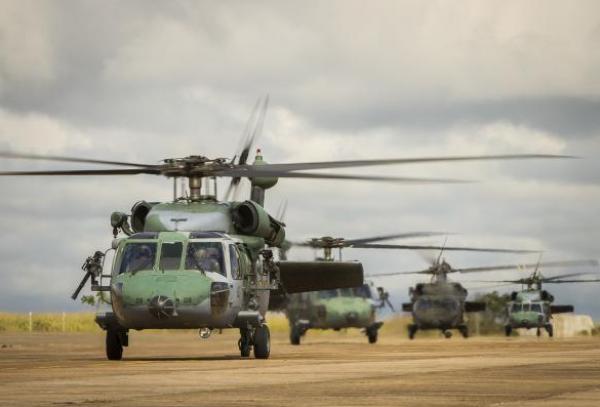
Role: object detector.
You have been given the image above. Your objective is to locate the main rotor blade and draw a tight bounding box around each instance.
[366,270,430,277]
[225,98,263,200]
[219,169,469,183]
[345,232,448,245]
[0,151,156,168]
[454,259,599,274]
[542,272,596,281]
[237,154,573,173]
[0,168,161,176]
[350,243,539,253]
[544,279,600,283]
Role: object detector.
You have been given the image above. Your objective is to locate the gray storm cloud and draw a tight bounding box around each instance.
[0,0,599,315]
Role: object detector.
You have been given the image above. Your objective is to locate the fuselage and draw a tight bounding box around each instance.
[110,231,267,330]
[409,282,467,330]
[506,290,551,329]
[286,286,377,330]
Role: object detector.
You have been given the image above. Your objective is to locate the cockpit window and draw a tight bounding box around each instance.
[318,289,338,299]
[511,303,523,313]
[185,242,225,276]
[229,245,241,279]
[119,242,157,274]
[439,298,458,310]
[530,303,542,313]
[339,288,354,297]
[416,299,432,311]
[159,242,183,270]
[353,284,372,299]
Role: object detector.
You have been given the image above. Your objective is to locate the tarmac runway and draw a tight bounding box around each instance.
[1,330,600,406]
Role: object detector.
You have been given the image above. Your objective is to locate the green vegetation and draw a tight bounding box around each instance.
[0,312,100,333]
[467,291,512,336]
[0,311,414,336]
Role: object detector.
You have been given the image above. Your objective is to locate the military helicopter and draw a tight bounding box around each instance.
[0,99,569,359]
[472,259,600,337]
[368,245,542,339]
[280,234,537,344]
[281,233,438,345]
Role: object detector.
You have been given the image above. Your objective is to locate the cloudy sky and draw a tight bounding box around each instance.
[1,0,599,317]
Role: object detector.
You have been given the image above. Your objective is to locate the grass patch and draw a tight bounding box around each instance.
[0,312,100,333]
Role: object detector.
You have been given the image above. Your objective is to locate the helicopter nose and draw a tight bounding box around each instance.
[148,295,178,319]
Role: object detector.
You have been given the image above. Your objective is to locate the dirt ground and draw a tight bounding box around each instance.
[1,330,600,407]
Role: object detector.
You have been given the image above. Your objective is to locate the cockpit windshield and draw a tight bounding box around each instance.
[353,284,372,299]
[185,242,225,276]
[159,242,183,270]
[318,289,338,299]
[416,298,457,311]
[339,288,354,297]
[530,303,542,313]
[119,242,157,274]
[511,303,523,313]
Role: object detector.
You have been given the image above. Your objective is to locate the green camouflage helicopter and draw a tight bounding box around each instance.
[369,246,541,339]
[279,234,537,344]
[0,99,570,359]
[281,233,438,345]
[473,259,600,337]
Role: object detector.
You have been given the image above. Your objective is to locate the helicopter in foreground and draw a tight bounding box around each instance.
[0,99,569,359]
[369,246,541,339]
[473,259,600,337]
[279,234,536,344]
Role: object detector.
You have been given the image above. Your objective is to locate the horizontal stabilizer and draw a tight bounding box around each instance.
[276,261,363,293]
[550,305,574,314]
[465,301,486,312]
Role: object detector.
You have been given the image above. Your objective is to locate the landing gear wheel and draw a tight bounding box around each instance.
[443,330,452,339]
[545,324,553,338]
[458,325,469,339]
[505,325,512,337]
[536,327,541,337]
[238,328,251,357]
[106,330,123,361]
[408,324,417,340]
[367,328,378,344]
[254,325,270,359]
[290,325,301,346]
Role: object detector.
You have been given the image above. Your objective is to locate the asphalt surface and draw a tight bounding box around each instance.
[1,330,600,406]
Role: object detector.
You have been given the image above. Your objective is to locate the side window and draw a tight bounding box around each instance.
[119,243,157,274]
[229,245,242,280]
[159,242,183,270]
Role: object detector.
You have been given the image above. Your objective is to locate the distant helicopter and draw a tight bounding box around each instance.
[0,98,568,359]
[368,246,540,339]
[279,234,535,344]
[280,233,438,345]
[473,259,600,337]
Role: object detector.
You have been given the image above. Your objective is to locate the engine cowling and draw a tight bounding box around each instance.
[231,200,285,246]
[131,201,156,233]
